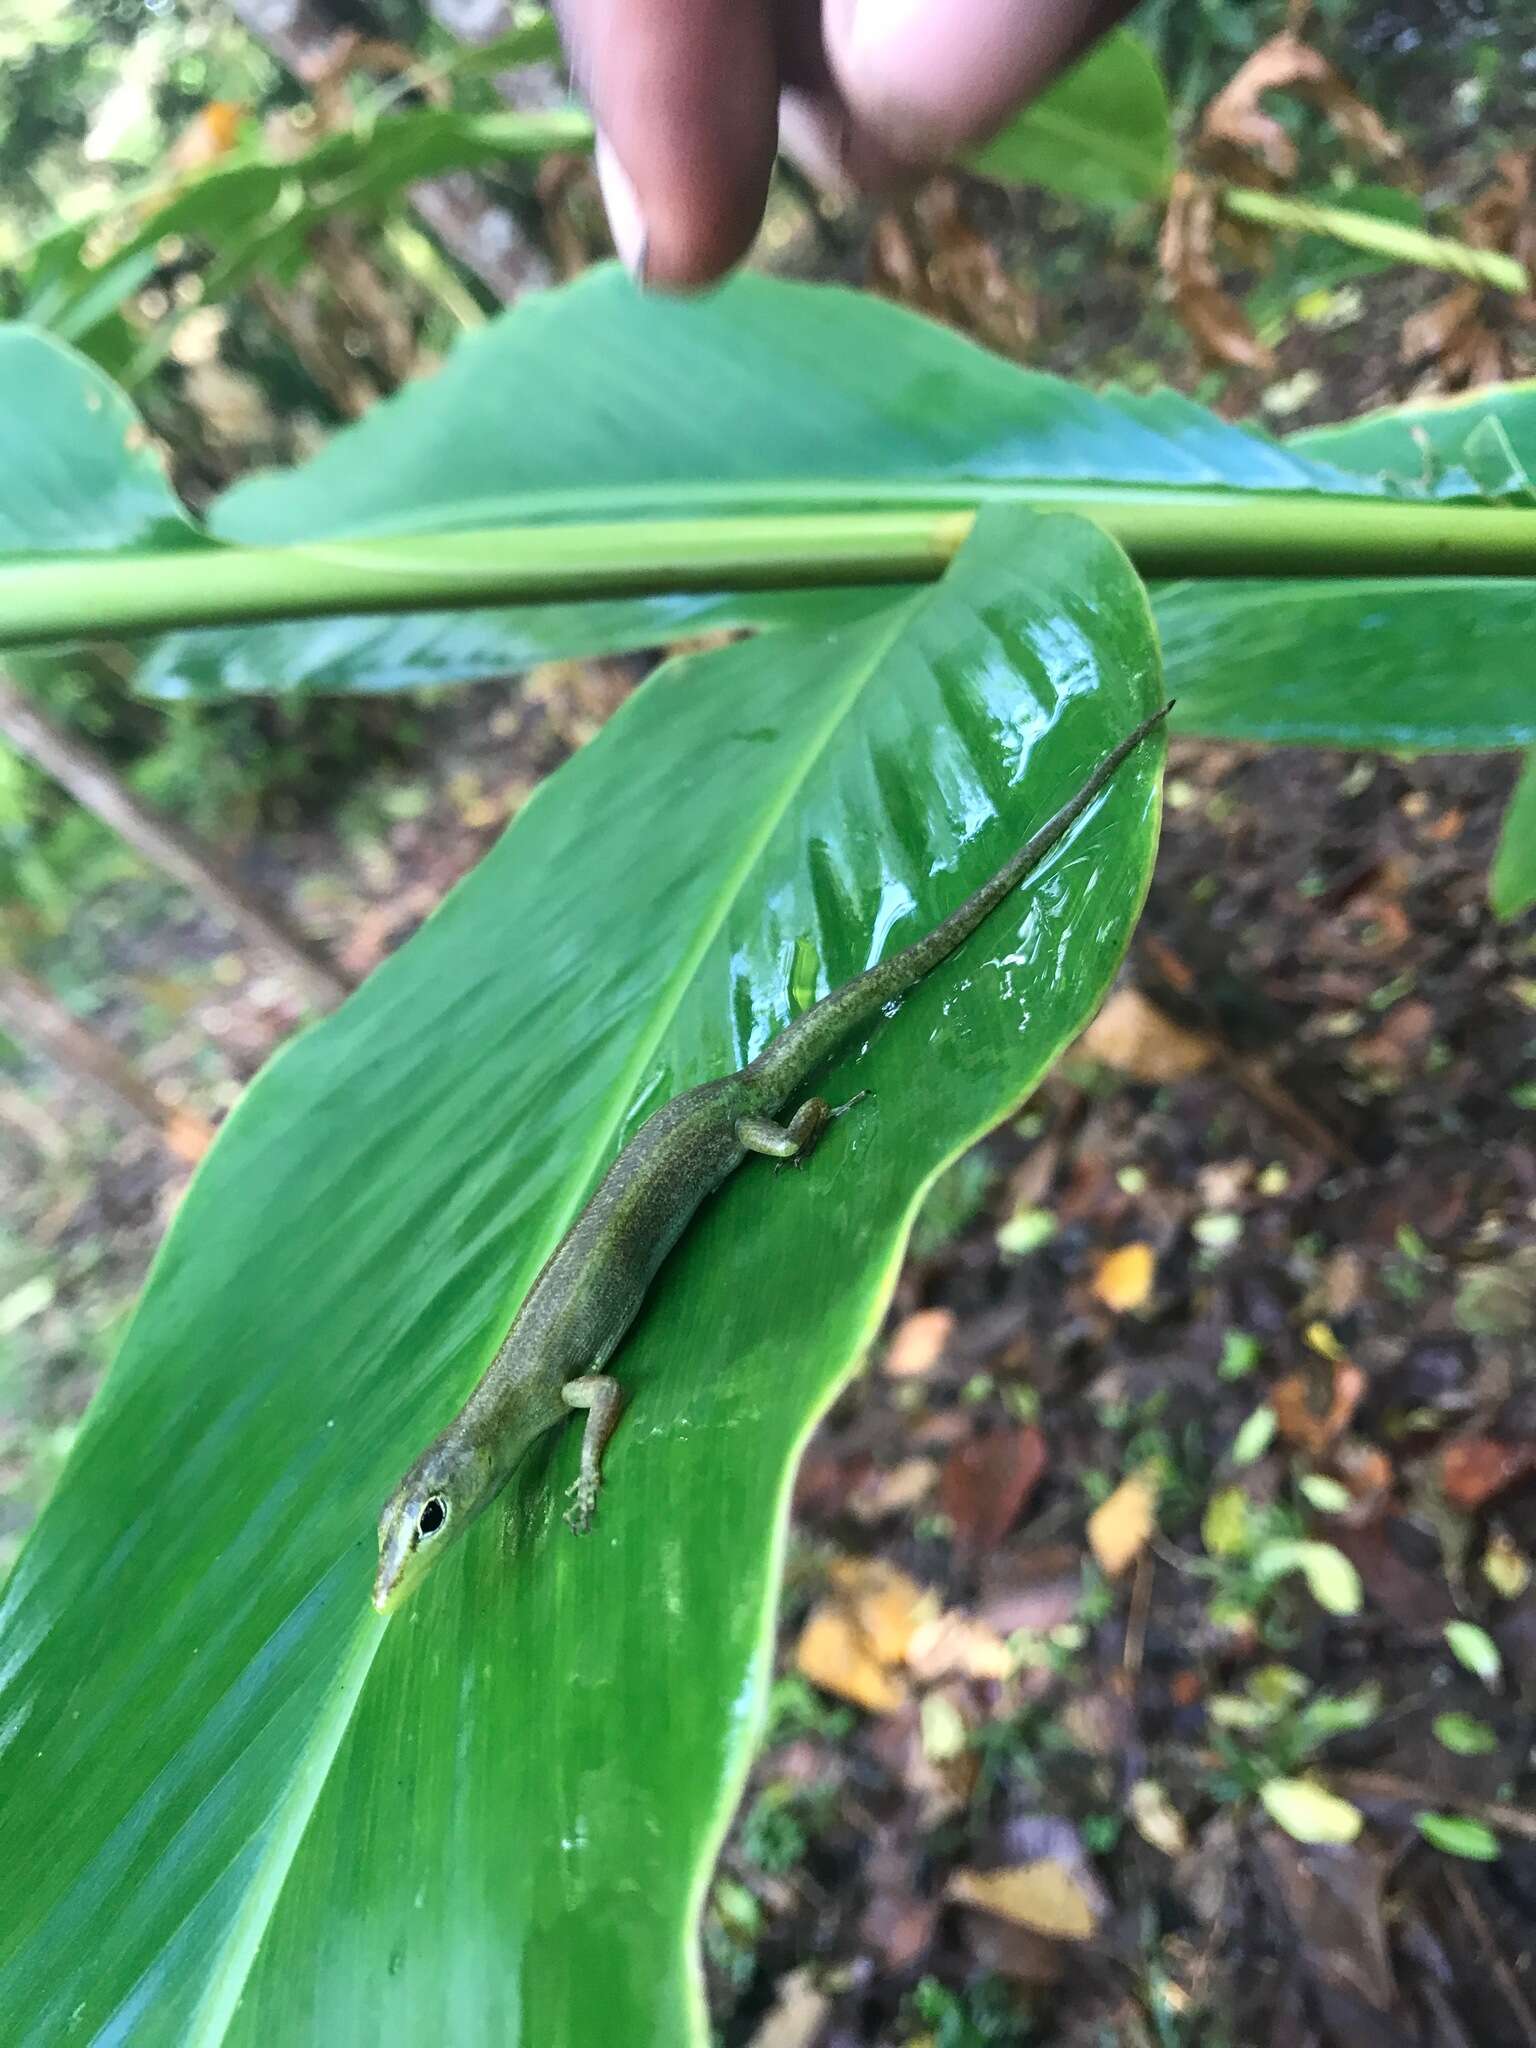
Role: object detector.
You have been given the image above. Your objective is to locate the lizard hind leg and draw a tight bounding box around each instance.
[737,1096,830,1170]
[561,1373,624,1532]
[737,1090,871,1172]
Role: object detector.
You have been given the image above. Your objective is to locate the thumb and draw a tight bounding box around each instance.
[824,0,1137,164]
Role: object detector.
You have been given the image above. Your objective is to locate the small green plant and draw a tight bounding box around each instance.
[740,1781,837,1876]
[906,1973,1033,2048]
[702,1878,762,1992]
[761,1674,854,1746]
[912,1150,999,1257]
[1206,1667,1381,1797]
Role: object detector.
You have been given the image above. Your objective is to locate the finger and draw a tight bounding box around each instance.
[825,0,1140,166]
[555,0,780,288]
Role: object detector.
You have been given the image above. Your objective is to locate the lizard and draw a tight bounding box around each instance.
[373,701,1169,1613]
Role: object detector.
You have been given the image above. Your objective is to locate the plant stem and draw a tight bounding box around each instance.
[5,493,1536,651]
[1220,186,1529,295]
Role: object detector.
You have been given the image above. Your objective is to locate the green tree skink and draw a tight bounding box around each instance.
[373,703,1169,1612]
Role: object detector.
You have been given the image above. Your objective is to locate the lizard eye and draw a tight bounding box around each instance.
[416,1496,448,1540]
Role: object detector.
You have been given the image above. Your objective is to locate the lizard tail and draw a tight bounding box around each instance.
[746,701,1171,1097]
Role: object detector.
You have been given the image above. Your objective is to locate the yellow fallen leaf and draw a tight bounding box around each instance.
[1258,1776,1363,1845]
[1482,1531,1532,1600]
[1092,1242,1156,1313]
[794,1604,909,1715]
[884,1307,955,1378]
[827,1558,934,1664]
[1201,1484,1252,1559]
[947,1861,1101,1940]
[848,1456,939,1524]
[1129,1779,1189,1857]
[1087,1469,1158,1577]
[1080,988,1212,1082]
[905,1610,1015,1682]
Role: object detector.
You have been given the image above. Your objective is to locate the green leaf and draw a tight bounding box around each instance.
[1202,1485,1252,1558]
[0,507,1165,2041]
[1253,1540,1363,1616]
[1245,185,1430,329]
[1218,1330,1261,1380]
[1259,1778,1364,1844]
[0,329,201,556]
[87,270,1530,728]
[1445,1620,1503,1686]
[1415,1812,1501,1860]
[967,30,1172,210]
[995,1205,1057,1256]
[1293,385,1536,501]
[18,107,592,375]
[8,277,1536,759]
[1153,576,1536,750]
[1295,1683,1380,1742]
[1232,1406,1277,1466]
[1297,1473,1351,1514]
[1491,749,1536,918]
[1433,1712,1498,1756]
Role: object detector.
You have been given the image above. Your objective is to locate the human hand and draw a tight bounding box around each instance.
[553,0,1136,290]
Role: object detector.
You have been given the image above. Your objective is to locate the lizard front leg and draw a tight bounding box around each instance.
[561,1374,624,1532]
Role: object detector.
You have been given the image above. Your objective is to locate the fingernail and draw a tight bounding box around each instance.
[595,132,647,283]
[778,89,855,199]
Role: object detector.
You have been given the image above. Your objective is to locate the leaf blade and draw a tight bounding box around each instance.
[0,507,1165,2042]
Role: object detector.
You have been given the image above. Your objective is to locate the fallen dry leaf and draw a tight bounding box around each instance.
[1060,1691,1130,1757]
[795,1559,935,1712]
[1158,172,1274,372]
[748,1967,831,2048]
[883,1306,955,1378]
[947,1861,1102,1941]
[978,1546,1083,1637]
[163,1109,216,1164]
[827,1558,934,1663]
[1093,1242,1156,1313]
[940,1425,1048,1551]
[1080,986,1213,1082]
[905,1609,1015,1683]
[1087,1469,1159,1577]
[795,1605,910,1715]
[869,176,1038,360]
[1401,154,1536,387]
[1201,29,1404,180]
[958,1909,1065,1987]
[848,1456,940,1525]
[860,1879,939,1972]
[1482,1531,1532,1600]
[1442,1437,1536,1512]
[1352,998,1435,1073]
[1129,1779,1190,1857]
[1331,1439,1395,1522]
[1271,1361,1366,1455]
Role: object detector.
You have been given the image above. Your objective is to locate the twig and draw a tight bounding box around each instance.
[0,672,352,1012]
[1332,1769,1536,1843]
[0,970,212,1162]
[1123,1549,1154,1686]
[1444,1858,1536,2044]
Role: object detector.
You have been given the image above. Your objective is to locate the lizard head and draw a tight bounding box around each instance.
[373,1433,496,1615]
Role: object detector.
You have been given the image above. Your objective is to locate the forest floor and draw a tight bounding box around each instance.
[3,6,1535,2045]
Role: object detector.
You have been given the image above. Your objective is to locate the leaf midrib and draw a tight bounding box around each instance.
[194,590,920,2038]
